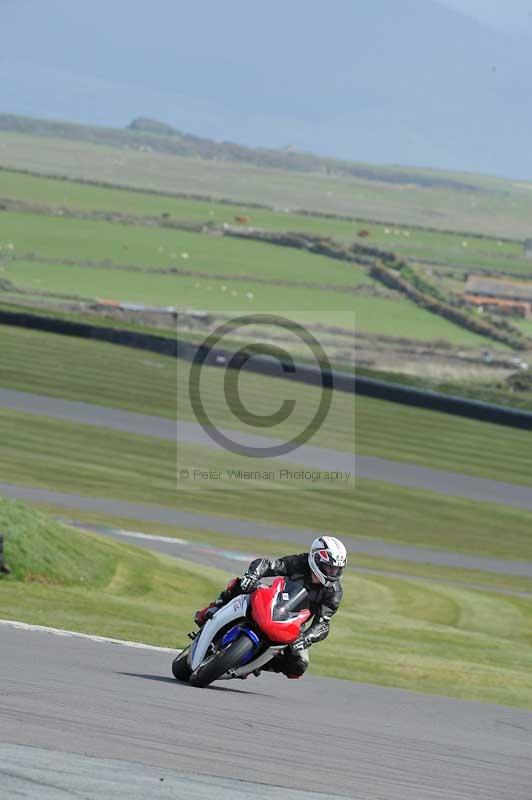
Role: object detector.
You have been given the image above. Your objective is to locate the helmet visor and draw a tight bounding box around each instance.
[321,563,343,579]
[314,553,343,580]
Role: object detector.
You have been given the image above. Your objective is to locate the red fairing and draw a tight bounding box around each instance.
[250,577,311,644]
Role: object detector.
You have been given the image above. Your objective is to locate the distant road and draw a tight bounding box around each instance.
[2,388,532,511]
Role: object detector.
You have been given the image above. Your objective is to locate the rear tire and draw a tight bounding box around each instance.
[172,647,192,682]
[189,635,254,688]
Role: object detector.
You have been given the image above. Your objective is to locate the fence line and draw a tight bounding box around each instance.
[1,308,531,430]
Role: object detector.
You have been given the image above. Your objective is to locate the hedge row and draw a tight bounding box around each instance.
[370,262,528,350]
[397,264,527,340]
[224,228,401,266]
[226,228,531,349]
[6,194,528,350]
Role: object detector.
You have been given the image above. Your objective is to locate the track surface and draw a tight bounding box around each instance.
[3,388,532,511]
[2,626,532,800]
[3,481,532,578]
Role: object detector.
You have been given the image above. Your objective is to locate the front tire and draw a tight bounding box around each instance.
[189,635,254,688]
[172,647,192,682]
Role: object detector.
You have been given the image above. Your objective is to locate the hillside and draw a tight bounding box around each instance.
[0,113,483,191]
[2,121,532,239]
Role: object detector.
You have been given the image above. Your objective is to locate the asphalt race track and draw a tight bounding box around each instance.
[2,625,532,800]
[3,388,532,512]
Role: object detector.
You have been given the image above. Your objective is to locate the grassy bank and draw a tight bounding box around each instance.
[2,498,532,709]
[0,498,221,642]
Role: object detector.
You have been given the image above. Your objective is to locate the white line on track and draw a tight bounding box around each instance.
[76,517,254,564]
[109,528,189,544]
[0,618,178,653]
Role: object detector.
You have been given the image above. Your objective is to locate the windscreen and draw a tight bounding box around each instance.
[271,580,309,621]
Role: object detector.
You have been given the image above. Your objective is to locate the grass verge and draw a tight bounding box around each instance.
[0,497,222,643]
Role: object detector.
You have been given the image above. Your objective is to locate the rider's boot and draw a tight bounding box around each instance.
[194,600,222,628]
[194,578,241,627]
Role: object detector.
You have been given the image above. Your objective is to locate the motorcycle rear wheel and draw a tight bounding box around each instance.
[189,635,254,687]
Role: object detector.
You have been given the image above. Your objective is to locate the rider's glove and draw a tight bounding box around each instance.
[240,574,259,593]
[289,635,309,653]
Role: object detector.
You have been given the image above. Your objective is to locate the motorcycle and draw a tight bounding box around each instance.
[172,577,311,687]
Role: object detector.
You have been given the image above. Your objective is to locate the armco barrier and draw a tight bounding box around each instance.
[0,309,179,357]
[1,308,532,431]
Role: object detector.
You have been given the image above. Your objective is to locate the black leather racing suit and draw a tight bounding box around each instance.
[219,553,343,678]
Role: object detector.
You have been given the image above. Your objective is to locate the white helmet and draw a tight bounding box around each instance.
[308,536,347,587]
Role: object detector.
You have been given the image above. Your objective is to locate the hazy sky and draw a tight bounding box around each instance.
[1,1,532,178]
[440,0,532,35]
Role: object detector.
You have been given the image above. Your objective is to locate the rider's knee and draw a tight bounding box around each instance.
[285,654,308,678]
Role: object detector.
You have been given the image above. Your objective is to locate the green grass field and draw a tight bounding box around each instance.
[0,209,497,344]
[2,498,532,708]
[0,210,366,285]
[2,169,529,350]
[2,133,532,238]
[1,168,528,274]
[513,318,532,338]
[3,259,493,343]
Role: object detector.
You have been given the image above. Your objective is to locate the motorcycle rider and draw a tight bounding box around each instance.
[194,536,347,679]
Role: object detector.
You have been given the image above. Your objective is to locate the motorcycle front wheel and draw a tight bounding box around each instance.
[172,646,192,682]
[189,635,255,688]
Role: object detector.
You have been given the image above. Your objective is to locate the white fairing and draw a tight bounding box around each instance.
[190,595,250,671]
